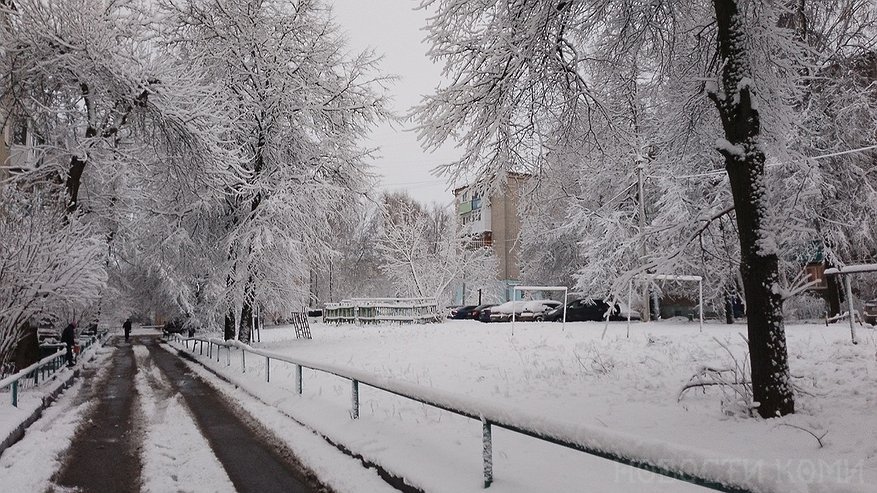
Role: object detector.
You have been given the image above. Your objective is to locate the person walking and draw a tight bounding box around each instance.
[61,323,76,367]
[123,318,132,342]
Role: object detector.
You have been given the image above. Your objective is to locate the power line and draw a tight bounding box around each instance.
[649,143,877,180]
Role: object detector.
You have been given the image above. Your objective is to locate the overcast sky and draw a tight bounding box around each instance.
[330,0,460,206]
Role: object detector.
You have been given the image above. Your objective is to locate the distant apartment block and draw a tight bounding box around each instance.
[1,114,39,183]
[454,172,529,301]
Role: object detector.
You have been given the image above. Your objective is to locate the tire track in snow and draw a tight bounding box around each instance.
[132,344,236,493]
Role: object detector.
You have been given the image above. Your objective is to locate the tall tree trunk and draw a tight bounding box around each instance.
[725,293,735,324]
[224,308,236,341]
[239,290,254,344]
[711,0,794,418]
[236,132,264,345]
[824,269,843,318]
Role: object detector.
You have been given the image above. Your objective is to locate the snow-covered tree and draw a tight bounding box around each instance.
[376,192,497,305]
[0,0,235,338]
[0,192,106,363]
[162,0,388,341]
[417,0,877,417]
[311,201,385,304]
[0,0,229,214]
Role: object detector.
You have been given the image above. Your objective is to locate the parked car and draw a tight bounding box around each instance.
[449,305,477,319]
[518,300,563,321]
[489,300,525,322]
[487,300,562,322]
[544,299,641,322]
[864,299,877,325]
[470,304,494,321]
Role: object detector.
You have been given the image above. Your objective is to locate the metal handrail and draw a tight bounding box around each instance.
[171,334,761,492]
[0,331,108,407]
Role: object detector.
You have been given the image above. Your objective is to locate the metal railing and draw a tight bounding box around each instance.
[0,332,107,407]
[323,297,440,325]
[168,334,765,492]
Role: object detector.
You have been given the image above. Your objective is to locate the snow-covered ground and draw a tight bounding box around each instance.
[173,319,875,493]
[0,368,75,449]
[0,332,112,456]
[2,321,873,492]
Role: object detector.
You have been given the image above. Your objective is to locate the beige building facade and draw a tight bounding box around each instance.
[454,172,529,301]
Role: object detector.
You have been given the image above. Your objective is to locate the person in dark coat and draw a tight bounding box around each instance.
[123,318,132,342]
[61,323,76,367]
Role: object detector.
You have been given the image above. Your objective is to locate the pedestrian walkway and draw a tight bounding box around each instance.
[145,339,317,493]
[53,336,140,492]
[49,334,323,493]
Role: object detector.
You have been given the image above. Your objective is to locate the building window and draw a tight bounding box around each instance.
[12,118,27,145]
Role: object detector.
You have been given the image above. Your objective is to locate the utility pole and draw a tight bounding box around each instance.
[637,159,650,322]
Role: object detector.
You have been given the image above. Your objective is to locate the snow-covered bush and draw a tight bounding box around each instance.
[783,293,828,322]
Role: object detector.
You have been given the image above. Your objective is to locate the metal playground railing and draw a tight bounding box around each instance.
[0,331,108,407]
[323,297,440,325]
[169,334,767,493]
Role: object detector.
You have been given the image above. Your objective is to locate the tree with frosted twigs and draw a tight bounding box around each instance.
[0,192,106,364]
[0,0,230,214]
[0,0,389,340]
[416,0,877,417]
[311,199,389,304]
[0,0,236,336]
[161,0,389,341]
[377,192,498,304]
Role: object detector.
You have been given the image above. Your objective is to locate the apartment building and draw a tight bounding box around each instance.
[454,172,529,301]
[1,115,37,182]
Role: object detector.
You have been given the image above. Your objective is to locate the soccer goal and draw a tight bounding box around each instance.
[823,263,877,345]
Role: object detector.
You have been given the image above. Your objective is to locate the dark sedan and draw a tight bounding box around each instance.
[476,304,495,323]
[467,304,494,321]
[449,305,478,319]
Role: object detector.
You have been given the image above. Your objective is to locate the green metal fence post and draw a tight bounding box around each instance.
[351,380,359,419]
[295,364,302,394]
[482,419,493,487]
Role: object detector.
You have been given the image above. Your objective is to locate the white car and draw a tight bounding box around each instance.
[490,300,562,322]
[518,300,563,321]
